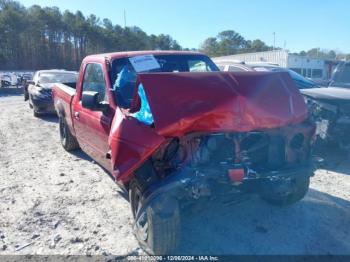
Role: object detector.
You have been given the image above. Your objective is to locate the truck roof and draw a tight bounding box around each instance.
[35,69,77,74]
[84,50,204,61]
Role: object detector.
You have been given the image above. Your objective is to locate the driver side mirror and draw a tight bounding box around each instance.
[82,91,109,112]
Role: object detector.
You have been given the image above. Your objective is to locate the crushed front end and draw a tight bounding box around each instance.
[115,71,317,254]
[140,120,316,207]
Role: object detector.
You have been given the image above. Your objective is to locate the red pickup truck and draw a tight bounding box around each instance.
[52,51,315,254]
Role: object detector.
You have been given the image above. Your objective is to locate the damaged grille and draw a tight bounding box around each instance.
[152,124,314,178]
[191,132,286,171]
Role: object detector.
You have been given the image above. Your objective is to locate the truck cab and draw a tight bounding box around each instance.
[55,51,219,172]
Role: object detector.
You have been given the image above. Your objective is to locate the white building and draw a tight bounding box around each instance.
[213,50,331,80]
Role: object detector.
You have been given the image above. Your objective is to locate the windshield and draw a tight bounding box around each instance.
[111,54,219,108]
[144,54,218,73]
[284,68,319,89]
[38,72,77,84]
[330,62,350,88]
[111,54,218,79]
[252,66,319,89]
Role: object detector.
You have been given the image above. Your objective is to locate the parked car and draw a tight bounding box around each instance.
[26,70,77,117]
[301,61,350,149]
[0,74,12,88]
[52,51,315,254]
[216,61,321,89]
[21,73,33,85]
[329,61,350,88]
[22,73,33,100]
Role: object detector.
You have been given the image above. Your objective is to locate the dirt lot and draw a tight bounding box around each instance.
[1,94,350,256]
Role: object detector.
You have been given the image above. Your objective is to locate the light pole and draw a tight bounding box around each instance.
[124,9,127,28]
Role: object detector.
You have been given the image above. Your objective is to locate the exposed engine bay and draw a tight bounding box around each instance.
[150,122,315,186]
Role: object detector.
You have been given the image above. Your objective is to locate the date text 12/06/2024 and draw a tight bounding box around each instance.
[126,255,220,261]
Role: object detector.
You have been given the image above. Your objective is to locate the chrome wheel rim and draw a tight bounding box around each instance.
[133,190,149,242]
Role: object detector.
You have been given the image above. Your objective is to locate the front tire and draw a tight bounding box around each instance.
[59,116,79,151]
[261,176,310,206]
[129,181,180,255]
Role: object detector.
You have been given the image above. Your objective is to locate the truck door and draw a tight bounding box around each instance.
[73,63,113,171]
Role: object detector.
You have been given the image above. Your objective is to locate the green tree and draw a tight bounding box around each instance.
[200,37,219,57]
[150,34,181,50]
[200,30,271,57]
[248,39,270,52]
[302,48,338,60]
[0,0,183,70]
[217,30,246,55]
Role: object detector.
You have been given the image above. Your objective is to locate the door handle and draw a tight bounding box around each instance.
[74,111,80,119]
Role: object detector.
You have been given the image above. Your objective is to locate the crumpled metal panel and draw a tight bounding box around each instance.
[135,71,307,137]
[111,71,308,183]
[109,108,164,183]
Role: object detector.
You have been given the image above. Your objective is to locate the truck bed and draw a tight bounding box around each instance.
[52,83,76,136]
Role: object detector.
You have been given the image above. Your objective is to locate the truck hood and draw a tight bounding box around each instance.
[135,71,307,137]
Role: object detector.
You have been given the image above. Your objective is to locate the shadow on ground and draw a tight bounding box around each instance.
[178,189,350,255]
[316,146,350,175]
[0,92,23,98]
[38,114,58,123]
[70,149,94,162]
[70,148,122,191]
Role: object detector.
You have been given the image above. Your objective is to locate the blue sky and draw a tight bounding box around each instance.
[20,0,350,53]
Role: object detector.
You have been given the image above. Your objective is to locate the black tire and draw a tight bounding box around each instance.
[24,90,29,101]
[129,181,180,255]
[261,176,310,206]
[33,109,40,117]
[59,116,79,151]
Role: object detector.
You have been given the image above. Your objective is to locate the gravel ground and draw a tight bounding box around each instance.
[0,94,350,256]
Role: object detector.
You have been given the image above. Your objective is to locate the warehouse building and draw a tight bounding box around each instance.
[213,50,335,80]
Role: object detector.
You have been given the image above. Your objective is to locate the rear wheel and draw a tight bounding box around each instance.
[129,181,180,255]
[260,176,310,206]
[24,89,29,101]
[33,109,39,117]
[59,116,79,151]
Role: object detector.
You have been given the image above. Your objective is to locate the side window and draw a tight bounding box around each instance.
[82,63,107,103]
[112,59,137,89]
[111,59,137,108]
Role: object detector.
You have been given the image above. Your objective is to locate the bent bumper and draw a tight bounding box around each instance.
[144,161,315,204]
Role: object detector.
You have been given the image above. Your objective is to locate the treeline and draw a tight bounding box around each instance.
[0,0,183,70]
[1,0,347,71]
[294,48,350,61]
[200,31,350,61]
[199,30,273,57]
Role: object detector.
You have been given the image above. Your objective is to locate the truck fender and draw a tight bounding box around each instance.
[108,109,165,185]
[55,99,65,118]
